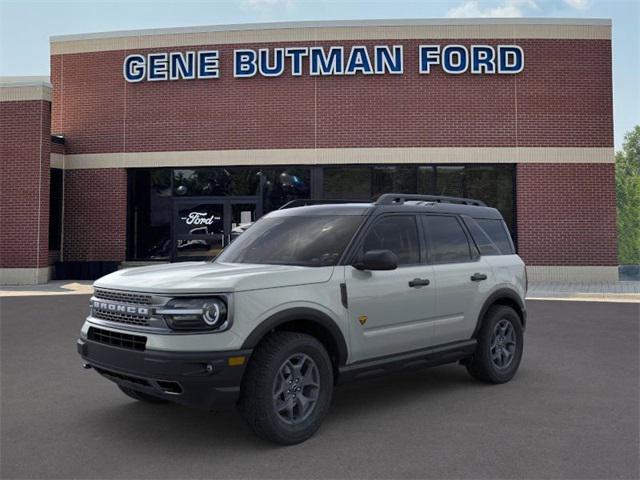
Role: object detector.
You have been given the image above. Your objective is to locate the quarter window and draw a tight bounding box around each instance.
[361,216,420,265]
[423,215,472,264]
[476,219,515,254]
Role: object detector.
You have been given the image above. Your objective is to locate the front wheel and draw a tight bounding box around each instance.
[466,305,523,384]
[238,332,334,445]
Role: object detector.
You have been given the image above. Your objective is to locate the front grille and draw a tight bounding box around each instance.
[92,309,151,327]
[94,288,152,305]
[88,327,147,351]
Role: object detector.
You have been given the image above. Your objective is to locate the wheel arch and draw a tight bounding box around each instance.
[473,288,526,338]
[241,307,349,370]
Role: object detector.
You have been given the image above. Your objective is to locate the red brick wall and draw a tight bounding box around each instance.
[51,39,613,154]
[516,163,617,266]
[0,100,50,269]
[62,168,127,261]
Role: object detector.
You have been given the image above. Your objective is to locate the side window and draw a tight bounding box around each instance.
[361,216,420,265]
[476,219,515,255]
[463,217,501,256]
[422,215,472,264]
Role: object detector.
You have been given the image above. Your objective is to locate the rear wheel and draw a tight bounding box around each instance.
[466,305,523,384]
[239,331,333,445]
[118,385,170,404]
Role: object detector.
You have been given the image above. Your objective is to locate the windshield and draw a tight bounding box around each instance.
[216,215,363,267]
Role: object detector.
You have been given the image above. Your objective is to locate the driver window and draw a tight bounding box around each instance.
[362,216,420,265]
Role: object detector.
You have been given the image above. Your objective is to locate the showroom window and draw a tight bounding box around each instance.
[48,168,63,251]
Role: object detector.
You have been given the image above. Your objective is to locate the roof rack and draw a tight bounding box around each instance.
[278,199,364,210]
[375,194,486,207]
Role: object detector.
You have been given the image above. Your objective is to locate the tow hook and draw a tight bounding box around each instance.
[82,363,92,370]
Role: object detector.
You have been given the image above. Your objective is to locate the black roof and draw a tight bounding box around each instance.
[270,195,504,220]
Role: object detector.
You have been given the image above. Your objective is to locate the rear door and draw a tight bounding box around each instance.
[422,214,492,345]
[345,214,437,362]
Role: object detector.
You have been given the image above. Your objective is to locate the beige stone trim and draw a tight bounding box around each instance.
[0,267,51,286]
[526,266,618,283]
[59,147,614,170]
[50,19,612,55]
[0,85,52,102]
[50,153,64,169]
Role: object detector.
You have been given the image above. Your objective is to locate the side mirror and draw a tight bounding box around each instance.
[353,249,398,271]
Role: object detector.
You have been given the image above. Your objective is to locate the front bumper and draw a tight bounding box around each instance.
[77,338,252,411]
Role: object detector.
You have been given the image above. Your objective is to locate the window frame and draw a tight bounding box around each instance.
[345,213,424,268]
[420,213,480,266]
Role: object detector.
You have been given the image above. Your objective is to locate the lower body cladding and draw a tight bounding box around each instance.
[77,336,252,411]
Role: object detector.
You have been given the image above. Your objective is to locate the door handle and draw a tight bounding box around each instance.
[409,278,430,288]
[470,273,488,282]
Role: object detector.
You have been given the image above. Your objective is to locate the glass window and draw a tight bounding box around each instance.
[436,166,464,196]
[465,165,515,232]
[462,217,501,256]
[417,166,435,194]
[372,166,416,197]
[261,167,311,211]
[323,166,371,200]
[173,167,260,196]
[216,215,363,267]
[361,216,420,265]
[423,215,472,264]
[48,169,63,250]
[476,219,515,255]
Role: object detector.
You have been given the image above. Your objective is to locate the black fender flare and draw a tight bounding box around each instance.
[473,288,526,338]
[241,307,349,366]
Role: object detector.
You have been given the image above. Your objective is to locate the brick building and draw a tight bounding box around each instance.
[0,18,616,284]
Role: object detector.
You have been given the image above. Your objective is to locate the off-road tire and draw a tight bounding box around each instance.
[118,385,170,404]
[466,305,523,384]
[238,331,334,445]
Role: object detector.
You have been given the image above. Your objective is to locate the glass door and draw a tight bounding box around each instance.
[172,197,260,261]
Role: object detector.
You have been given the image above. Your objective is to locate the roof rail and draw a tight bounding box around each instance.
[375,194,486,207]
[278,199,365,209]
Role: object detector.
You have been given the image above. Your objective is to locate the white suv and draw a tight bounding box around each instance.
[77,194,527,444]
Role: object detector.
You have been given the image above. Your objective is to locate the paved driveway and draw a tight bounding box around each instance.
[1,296,638,479]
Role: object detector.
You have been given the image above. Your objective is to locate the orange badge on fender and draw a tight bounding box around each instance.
[358,315,368,325]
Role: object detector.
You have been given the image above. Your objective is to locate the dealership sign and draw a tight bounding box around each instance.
[123,44,524,82]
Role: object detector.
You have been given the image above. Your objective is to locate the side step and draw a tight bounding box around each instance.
[337,339,477,384]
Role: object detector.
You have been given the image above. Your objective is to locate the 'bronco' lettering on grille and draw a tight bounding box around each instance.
[91,300,149,316]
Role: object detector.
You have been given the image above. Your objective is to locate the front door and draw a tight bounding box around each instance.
[345,214,438,363]
[172,197,260,262]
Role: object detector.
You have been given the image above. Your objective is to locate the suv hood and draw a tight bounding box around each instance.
[93,262,335,294]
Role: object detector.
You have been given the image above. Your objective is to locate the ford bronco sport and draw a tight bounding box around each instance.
[77,194,526,444]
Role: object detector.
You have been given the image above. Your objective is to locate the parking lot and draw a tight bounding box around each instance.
[1,295,638,479]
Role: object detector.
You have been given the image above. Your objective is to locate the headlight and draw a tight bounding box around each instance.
[158,297,229,332]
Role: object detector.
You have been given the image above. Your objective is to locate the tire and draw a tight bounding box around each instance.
[118,385,170,404]
[238,331,334,445]
[466,305,523,384]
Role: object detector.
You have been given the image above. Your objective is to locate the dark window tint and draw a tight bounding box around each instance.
[476,219,515,254]
[261,167,310,211]
[323,166,371,200]
[463,217,501,255]
[372,166,416,197]
[361,216,420,265]
[423,215,472,263]
[216,215,362,267]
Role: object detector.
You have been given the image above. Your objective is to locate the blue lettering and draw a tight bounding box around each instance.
[258,48,285,77]
[345,46,373,75]
[309,47,344,75]
[419,45,440,74]
[197,51,219,79]
[169,52,196,80]
[285,47,308,76]
[374,45,403,74]
[147,53,168,81]
[442,45,468,74]
[234,49,257,77]
[123,54,145,82]
[498,45,524,74]
[471,46,496,74]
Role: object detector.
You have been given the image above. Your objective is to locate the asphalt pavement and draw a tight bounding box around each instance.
[1,295,638,479]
